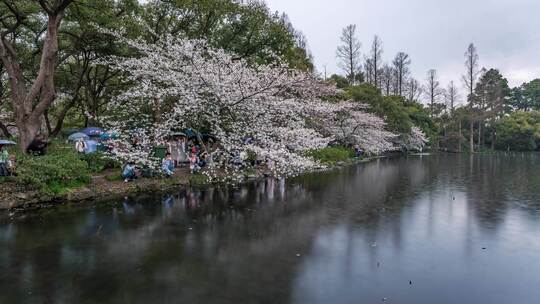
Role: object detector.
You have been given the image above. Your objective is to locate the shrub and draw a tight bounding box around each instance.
[307,146,355,164]
[189,173,209,186]
[495,111,540,151]
[81,152,121,173]
[16,145,91,195]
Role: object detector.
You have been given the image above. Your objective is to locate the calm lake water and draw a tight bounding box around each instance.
[1,153,540,304]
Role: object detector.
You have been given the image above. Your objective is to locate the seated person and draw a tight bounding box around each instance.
[354,145,363,157]
[198,151,209,168]
[27,135,48,156]
[189,152,201,173]
[162,153,175,177]
[0,145,9,176]
[122,161,137,182]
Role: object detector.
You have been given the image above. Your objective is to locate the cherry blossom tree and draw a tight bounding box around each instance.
[397,126,428,152]
[98,30,396,178]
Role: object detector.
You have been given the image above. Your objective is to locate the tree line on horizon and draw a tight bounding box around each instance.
[331,24,540,152]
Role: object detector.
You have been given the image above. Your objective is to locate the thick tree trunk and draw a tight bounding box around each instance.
[17,121,41,152]
[0,12,66,152]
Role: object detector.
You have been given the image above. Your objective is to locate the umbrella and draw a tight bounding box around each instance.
[81,127,104,137]
[68,132,90,142]
[100,132,119,140]
[184,128,198,139]
[170,131,186,137]
[0,139,16,145]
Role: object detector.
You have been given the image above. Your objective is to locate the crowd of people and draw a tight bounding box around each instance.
[122,135,214,182]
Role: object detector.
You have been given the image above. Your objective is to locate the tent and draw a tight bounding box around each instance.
[68,132,90,142]
[0,140,16,146]
[170,131,187,137]
[85,139,98,154]
[81,127,104,137]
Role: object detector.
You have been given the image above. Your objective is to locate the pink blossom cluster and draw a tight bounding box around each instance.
[98,30,418,177]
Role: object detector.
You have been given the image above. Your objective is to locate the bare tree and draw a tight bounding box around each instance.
[462,43,480,153]
[364,58,374,85]
[0,0,75,151]
[445,81,460,114]
[381,64,394,96]
[406,78,422,103]
[336,25,362,85]
[425,69,444,117]
[369,35,383,87]
[392,52,411,96]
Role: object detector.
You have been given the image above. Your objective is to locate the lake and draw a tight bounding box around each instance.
[1,153,540,304]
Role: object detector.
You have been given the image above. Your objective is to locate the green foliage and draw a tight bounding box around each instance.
[80,153,121,173]
[328,74,350,89]
[16,145,91,195]
[189,173,210,186]
[307,146,355,164]
[347,83,436,137]
[347,83,382,105]
[104,174,123,182]
[495,111,540,151]
[509,79,540,111]
[246,150,257,165]
[140,0,312,71]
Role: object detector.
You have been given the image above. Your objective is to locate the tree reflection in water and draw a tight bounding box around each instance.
[1,154,540,304]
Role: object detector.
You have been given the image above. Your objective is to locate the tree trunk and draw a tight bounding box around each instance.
[458,119,462,153]
[469,116,474,153]
[477,121,482,150]
[44,110,53,135]
[0,7,69,153]
[17,121,41,152]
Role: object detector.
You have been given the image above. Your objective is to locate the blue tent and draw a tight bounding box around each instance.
[100,132,119,140]
[68,132,90,142]
[85,139,98,154]
[81,127,104,137]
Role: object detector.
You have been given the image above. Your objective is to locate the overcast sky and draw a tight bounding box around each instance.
[265,0,540,97]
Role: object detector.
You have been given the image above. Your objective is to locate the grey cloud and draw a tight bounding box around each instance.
[266,0,540,90]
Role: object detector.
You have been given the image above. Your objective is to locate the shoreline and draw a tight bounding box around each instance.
[0,156,386,212]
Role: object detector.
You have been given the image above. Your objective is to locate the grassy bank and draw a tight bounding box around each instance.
[0,144,372,210]
[1,141,121,197]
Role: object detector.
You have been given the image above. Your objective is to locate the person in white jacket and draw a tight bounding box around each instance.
[75,138,87,154]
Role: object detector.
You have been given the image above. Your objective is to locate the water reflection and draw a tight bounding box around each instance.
[1,154,540,304]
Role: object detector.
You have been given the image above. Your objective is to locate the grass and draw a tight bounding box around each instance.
[104,174,123,182]
[45,180,88,196]
[307,146,356,164]
[0,176,10,184]
[189,173,210,186]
